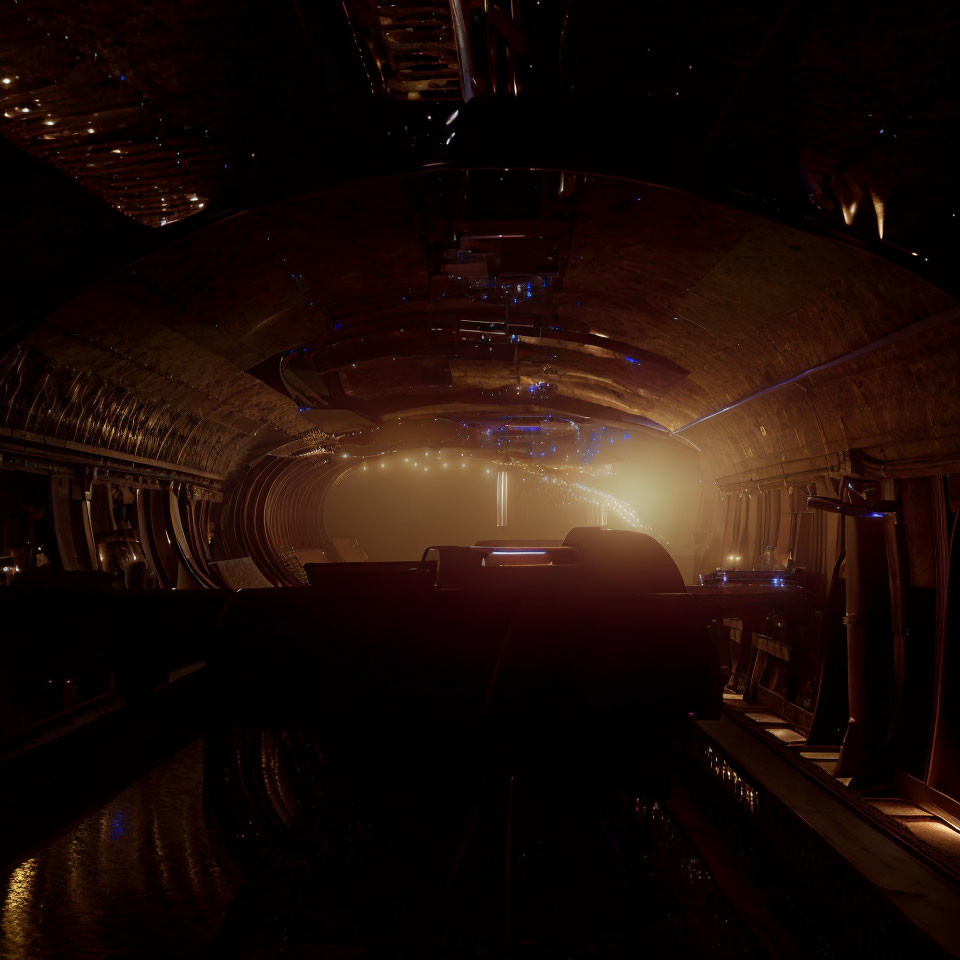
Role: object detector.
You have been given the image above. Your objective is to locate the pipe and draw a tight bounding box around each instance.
[836,513,868,777]
[883,507,907,758]
[449,0,476,100]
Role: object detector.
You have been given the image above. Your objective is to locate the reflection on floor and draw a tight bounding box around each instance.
[217,778,767,958]
[0,736,768,958]
[0,740,236,960]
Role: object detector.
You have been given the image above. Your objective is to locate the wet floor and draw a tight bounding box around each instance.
[0,738,765,960]
[0,740,236,960]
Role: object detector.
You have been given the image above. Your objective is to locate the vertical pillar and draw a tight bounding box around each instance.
[837,513,867,775]
[80,473,99,569]
[50,476,81,570]
[497,468,508,527]
[592,500,608,526]
[836,511,893,780]
[926,477,960,796]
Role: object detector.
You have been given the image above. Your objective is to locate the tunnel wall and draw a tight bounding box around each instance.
[684,304,960,486]
[215,454,348,586]
[0,459,222,589]
[703,456,960,824]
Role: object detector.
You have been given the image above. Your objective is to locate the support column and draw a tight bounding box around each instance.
[836,511,893,780]
[496,467,509,528]
[837,513,868,776]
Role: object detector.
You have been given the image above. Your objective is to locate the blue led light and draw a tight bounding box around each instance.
[110,811,128,840]
[489,550,547,556]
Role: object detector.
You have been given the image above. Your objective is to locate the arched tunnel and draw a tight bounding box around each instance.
[1,1,960,957]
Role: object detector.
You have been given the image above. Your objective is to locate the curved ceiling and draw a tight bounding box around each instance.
[8,169,957,481]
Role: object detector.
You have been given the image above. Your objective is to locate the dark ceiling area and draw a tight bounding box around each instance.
[3,1,959,272]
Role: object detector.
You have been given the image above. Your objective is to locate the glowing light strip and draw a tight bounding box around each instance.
[489,550,547,555]
[496,467,509,527]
